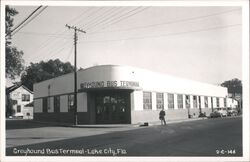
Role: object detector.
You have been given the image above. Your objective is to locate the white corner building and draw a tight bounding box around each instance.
[33,65,229,124]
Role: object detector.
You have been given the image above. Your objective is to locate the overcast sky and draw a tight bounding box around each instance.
[10,5,242,85]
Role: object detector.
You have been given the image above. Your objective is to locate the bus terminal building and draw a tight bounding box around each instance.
[34,65,230,124]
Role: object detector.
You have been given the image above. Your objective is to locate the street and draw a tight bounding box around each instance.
[6,117,242,156]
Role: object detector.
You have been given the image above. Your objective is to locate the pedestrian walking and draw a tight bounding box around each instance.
[159,108,166,125]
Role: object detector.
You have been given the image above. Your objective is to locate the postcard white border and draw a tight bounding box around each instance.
[1,1,249,162]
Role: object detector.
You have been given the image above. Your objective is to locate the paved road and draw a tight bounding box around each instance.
[6,117,242,156]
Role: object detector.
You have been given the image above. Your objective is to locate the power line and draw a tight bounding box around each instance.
[7,6,42,37]
[16,31,72,38]
[84,7,127,31]
[27,7,99,58]
[64,44,74,62]
[26,7,146,62]
[67,7,92,25]
[11,6,48,36]
[88,7,150,33]
[78,7,114,28]
[88,8,241,35]
[80,24,241,44]
[74,7,106,28]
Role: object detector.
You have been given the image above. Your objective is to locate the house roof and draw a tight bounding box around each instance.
[6,84,33,94]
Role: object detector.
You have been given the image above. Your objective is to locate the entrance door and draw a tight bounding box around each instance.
[95,91,130,124]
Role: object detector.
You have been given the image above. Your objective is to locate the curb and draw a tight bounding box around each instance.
[20,116,241,128]
[29,117,207,128]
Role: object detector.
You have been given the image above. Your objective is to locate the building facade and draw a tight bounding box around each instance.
[6,85,34,119]
[34,65,228,124]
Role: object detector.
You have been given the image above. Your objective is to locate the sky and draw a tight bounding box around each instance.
[8,5,242,86]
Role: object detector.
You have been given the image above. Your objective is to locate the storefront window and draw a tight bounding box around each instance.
[177,94,183,109]
[95,91,130,124]
[224,98,227,107]
[156,93,164,109]
[204,96,208,108]
[54,96,60,112]
[143,92,152,110]
[68,94,74,112]
[216,97,220,107]
[168,93,174,109]
[211,97,214,108]
[185,95,190,108]
[198,96,201,108]
[193,96,197,108]
[42,98,48,113]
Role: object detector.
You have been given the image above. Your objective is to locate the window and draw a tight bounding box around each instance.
[211,97,214,108]
[198,96,201,108]
[12,100,17,105]
[204,96,208,108]
[193,96,197,108]
[216,97,220,107]
[54,96,60,112]
[185,95,190,108]
[42,98,48,113]
[143,92,152,110]
[177,94,183,109]
[168,93,174,109]
[156,93,164,109]
[22,94,30,101]
[68,94,75,112]
[17,105,21,112]
[224,98,227,107]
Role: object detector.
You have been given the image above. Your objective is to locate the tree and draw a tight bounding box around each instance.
[21,59,74,91]
[221,78,242,96]
[221,78,242,110]
[5,5,25,79]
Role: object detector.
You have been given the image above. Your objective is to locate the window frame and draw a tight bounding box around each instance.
[216,97,220,108]
[168,93,174,109]
[193,96,197,108]
[156,93,164,110]
[185,95,190,108]
[204,96,208,108]
[177,94,183,109]
[21,94,30,102]
[17,105,21,113]
[224,98,227,107]
[42,97,48,113]
[143,92,152,110]
[68,94,75,112]
[54,96,60,113]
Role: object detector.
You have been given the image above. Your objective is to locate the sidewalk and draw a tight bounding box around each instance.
[31,117,208,128]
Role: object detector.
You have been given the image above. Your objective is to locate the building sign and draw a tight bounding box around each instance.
[80,81,140,89]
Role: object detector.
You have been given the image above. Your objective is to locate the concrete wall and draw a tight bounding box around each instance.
[34,65,228,99]
[34,112,90,124]
[34,93,87,113]
[34,99,42,113]
[33,65,228,124]
[131,109,188,124]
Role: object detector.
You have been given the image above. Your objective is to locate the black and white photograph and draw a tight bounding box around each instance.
[1,0,249,162]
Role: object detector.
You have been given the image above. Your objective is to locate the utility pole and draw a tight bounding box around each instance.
[66,24,86,125]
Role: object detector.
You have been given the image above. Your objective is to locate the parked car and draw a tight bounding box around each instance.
[210,111,222,118]
[214,108,227,117]
[227,108,238,116]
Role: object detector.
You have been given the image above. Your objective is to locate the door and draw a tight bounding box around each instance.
[95,91,130,124]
